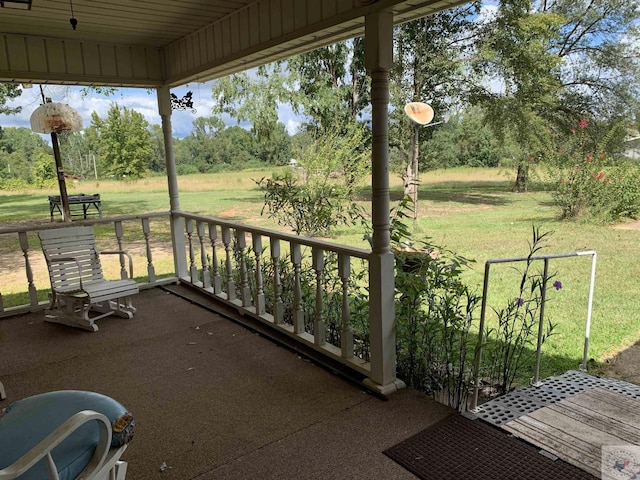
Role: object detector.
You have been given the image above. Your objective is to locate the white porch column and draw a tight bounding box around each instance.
[364,10,404,393]
[157,87,188,279]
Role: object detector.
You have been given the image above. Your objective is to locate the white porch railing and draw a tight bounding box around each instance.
[0,211,378,384]
[174,212,374,378]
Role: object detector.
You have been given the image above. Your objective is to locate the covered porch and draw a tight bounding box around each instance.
[0,0,476,393]
[0,283,454,479]
[1,2,638,479]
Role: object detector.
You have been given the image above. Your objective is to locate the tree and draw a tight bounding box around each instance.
[31,151,57,188]
[58,131,99,179]
[256,123,370,236]
[90,104,152,178]
[0,127,53,183]
[547,0,640,126]
[148,124,166,173]
[472,0,563,191]
[211,126,256,167]
[211,66,292,163]
[177,116,225,172]
[472,0,640,191]
[390,5,480,215]
[251,121,292,165]
[0,83,22,115]
[421,108,502,170]
[286,38,369,132]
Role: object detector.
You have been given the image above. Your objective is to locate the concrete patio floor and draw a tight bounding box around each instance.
[0,284,455,479]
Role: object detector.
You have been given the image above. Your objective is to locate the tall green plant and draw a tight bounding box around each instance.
[483,226,558,396]
[256,123,369,236]
[373,198,481,410]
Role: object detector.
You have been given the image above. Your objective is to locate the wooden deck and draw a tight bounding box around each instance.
[502,387,640,478]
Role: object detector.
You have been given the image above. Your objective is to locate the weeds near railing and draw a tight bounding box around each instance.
[207,206,560,410]
[382,199,559,411]
[479,226,558,397]
[382,198,480,410]
[215,243,372,362]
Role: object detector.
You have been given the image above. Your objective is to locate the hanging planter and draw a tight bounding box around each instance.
[30,102,83,134]
[30,101,83,222]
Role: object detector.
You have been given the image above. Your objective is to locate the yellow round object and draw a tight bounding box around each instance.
[404,102,434,125]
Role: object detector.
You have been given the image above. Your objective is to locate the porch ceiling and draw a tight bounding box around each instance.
[0,0,468,88]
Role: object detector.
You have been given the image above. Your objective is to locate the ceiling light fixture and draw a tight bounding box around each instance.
[0,0,32,10]
[69,0,77,30]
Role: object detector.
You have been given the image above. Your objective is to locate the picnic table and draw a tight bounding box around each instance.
[49,193,102,221]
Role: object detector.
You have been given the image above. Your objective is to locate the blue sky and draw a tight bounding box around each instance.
[0,80,303,140]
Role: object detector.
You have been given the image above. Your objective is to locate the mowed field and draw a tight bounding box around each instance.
[1,167,638,379]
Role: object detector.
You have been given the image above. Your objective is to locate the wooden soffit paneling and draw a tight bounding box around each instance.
[0,35,163,86]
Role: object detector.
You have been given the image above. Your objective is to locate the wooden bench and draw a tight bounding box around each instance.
[39,226,139,332]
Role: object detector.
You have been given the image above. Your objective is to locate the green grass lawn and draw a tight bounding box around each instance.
[1,166,638,381]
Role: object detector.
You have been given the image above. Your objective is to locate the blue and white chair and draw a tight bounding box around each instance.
[0,390,134,480]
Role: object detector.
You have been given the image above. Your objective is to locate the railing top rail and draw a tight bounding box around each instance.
[485,251,597,266]
[0,212,171,235]
[178,211,371,259]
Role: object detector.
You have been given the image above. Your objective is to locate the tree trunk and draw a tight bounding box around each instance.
[513,164,528,193]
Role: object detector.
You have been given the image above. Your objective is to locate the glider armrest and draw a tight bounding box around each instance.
[101,251,134,279]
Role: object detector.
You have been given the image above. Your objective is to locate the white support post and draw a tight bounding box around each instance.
[364,10,404,393]
[157,87,188,280]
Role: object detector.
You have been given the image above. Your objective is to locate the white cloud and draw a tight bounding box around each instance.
[477,1,499,25]
[286,118,301,136]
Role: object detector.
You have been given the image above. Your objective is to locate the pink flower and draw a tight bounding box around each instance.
[586,153,593,162]
[605,178,610,184]
[560,179,565,184]
[597,171,604,180]
[579,118,587,129]
[529,156,535,162]
[599,152,605,159]
[571,129,576,134]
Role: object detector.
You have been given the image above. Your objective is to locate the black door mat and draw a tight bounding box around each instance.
[384,414,596,480]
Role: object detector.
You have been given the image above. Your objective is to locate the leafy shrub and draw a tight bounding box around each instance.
[548,119,639,222]
[256,123,370,236]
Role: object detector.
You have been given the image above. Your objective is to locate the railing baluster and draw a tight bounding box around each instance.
[186,219,200,285]
[291,242,304,334]
[142,218,156,284]
[235,229,252,307]
[114,221,127,279]
[221,226,236,301]
[253,235,265,315]
[0,292,4,312]
[19,232,38,306]
[271,238,284,324]
[312,248,326,346]
[198,221,211,291]
[339,254,354,359]
[209,223,222,294]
